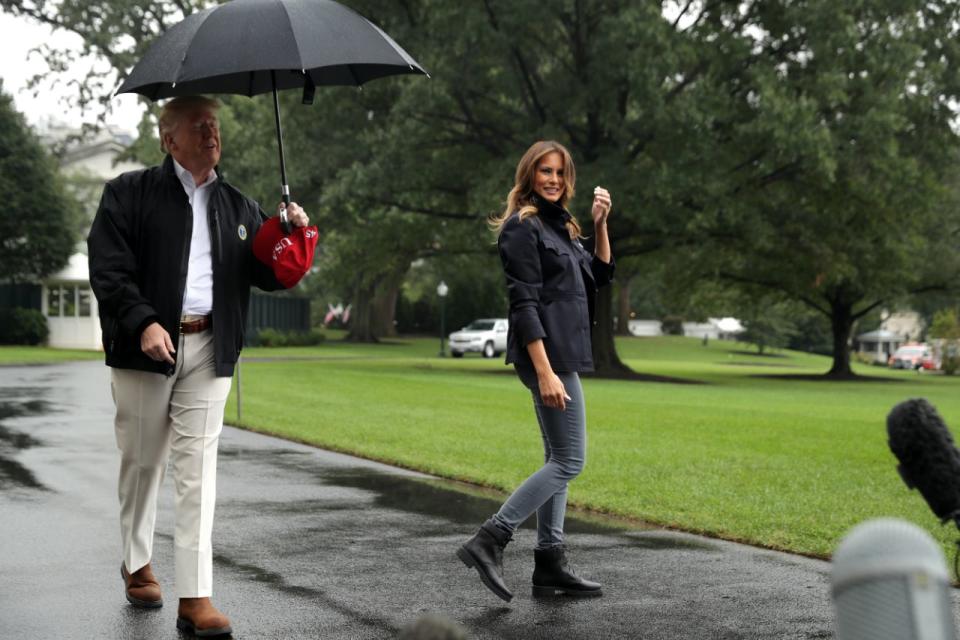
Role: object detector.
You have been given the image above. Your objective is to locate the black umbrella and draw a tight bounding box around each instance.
[116,0,427,228]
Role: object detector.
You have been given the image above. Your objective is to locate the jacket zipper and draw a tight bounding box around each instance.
[212,206,223,264]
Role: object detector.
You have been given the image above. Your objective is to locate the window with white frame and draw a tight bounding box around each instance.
[47,285,93,318]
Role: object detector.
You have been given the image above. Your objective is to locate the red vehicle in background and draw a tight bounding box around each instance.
[888,344,931,370]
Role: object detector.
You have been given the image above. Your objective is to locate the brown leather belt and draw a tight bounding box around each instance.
[180,315,212,334]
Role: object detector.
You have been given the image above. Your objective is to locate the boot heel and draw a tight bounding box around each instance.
[532,585,562,597]
[456,547,476,569]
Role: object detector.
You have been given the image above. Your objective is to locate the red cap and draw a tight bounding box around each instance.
[252,216,319,288]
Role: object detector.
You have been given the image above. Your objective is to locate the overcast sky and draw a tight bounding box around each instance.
[0,10,144,133]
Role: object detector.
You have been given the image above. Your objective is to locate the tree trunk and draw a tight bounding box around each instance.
[615,276,632,336]
[827,301,855,378]
[371,268,405,338]
[591,285,633,376]
[345,282,378,342]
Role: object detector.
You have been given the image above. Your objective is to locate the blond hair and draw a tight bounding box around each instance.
[157,95,220,153]
[489,140,581,239]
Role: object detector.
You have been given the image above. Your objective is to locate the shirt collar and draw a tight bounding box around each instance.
[172,157,216,190]
[532,194,573,226]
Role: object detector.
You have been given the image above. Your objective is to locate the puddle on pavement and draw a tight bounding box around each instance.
[0,391,52,492]
[619,531,718,552]
[177,532,401,636]
[0,398,49,421]
[317,466,630,536]
[222,444,721,552]
[226,444,665,537]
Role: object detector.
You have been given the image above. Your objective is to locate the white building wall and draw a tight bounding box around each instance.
[881,311,924,342]
[42,254,102,350]
[628,320,662,337]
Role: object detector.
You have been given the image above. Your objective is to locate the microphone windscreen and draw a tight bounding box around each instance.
[832,518,956,640]
[887,399,960,522]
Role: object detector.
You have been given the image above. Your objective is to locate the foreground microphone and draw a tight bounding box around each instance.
[887,398,960,526]
[832,518,958,640]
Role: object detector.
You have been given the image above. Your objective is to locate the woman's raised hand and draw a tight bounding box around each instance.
[591,186,612,227]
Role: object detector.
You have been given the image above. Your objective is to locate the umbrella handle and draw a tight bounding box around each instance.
[279,188,293,235]
[273,71,293,235]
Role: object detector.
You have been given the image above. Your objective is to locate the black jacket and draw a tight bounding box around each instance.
[498,197,615,373]
[87,155,283,377]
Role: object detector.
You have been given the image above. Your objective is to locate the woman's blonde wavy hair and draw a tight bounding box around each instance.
[489,140,582,239]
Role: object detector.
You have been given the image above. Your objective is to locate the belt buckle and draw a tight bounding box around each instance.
[180,316,202,334]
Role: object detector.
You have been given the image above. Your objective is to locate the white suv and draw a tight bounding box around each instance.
[449,318,508,358]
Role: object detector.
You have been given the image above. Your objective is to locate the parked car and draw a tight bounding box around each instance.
[921,353,941,371]
[888,344,930,370]
[449,319,508,358]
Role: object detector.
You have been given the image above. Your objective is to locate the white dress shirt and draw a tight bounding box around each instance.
[173,159,216,317]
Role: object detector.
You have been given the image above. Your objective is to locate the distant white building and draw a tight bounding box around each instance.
[51,124,146,220]
[852,310,926,365]
[880,310,924,343]
[628,317,744,340]
[627,320,663,337]
[42,253,101,349]
[855,329,904,365]
[43,124,143,349]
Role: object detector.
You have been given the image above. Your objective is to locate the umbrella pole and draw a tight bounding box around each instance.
[271,70,292,234]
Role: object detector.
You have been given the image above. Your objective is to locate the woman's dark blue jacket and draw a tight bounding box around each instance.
[497,197,615,373]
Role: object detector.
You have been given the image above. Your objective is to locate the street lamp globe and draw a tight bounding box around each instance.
[437,281,449,297]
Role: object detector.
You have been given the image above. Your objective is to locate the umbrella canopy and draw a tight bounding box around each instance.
[116,0,426,99]
[116,0,427,231]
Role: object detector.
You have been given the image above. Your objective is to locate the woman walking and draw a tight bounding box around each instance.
[457,140,614,601]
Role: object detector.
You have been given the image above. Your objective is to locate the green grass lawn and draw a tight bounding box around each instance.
[0,346,102,365]
[226,335,960,560]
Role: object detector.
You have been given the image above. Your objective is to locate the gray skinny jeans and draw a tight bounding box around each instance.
[493,368,586,549]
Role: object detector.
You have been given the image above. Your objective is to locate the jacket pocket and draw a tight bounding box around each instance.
[541,232,573,257]
[102,315,119,355]
[540,233,581,293]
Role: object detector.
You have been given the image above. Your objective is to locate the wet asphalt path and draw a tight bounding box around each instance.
[0,360,888,639]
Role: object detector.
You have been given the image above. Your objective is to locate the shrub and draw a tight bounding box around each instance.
[255,328,287,347]
[0,307,49,345]
[254,328,326,347]
[929,309,960,376]
[943,354,960,376]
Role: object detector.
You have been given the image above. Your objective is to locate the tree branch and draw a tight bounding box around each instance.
[363,198,484,221]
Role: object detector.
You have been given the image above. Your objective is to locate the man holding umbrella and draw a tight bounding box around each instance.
[88,95,310,637]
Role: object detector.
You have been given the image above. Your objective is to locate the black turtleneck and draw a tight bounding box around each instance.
[531,195,573,234]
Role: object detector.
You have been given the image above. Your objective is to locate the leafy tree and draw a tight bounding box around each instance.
[0,84,79,284]
[681,0,960,377]
[12,0,960,382]
[929,308,960,375]
[739,299,800,355]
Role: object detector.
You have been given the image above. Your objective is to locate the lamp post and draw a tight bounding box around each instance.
[437,280,449,357]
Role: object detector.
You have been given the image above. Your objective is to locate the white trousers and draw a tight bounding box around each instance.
[111,329,232,598]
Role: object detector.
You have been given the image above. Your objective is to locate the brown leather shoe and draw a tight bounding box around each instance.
[176,598,233,637]
[120,562,163,608]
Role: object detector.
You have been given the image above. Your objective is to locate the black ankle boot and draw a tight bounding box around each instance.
[532,545,602,597]
[457,519,514,602]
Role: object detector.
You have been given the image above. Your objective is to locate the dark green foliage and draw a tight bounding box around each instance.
[682,1,960,376]
[739,301,800,355]
[9,0,960,377]
[929,308,960,375]
[0,85,79,283]
[395,252,506,334]
[0,307,49,345]
[253,328,326,348]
